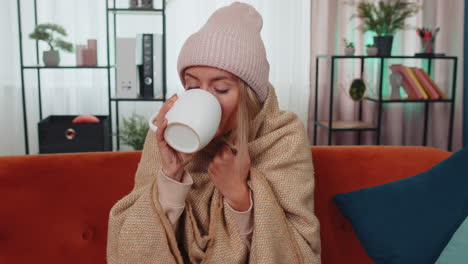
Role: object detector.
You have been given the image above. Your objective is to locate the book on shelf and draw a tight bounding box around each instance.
[416,68,447,99]
[389,64,447,100]
[389,64,422,99]
[411,68,441,99]
[404,66,429,99]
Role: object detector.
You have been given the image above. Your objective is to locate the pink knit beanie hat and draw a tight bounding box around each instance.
[177,2,270,103]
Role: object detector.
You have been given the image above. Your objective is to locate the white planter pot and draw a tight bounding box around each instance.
[344,47,355,56]
[367,47,378,56]
[43,50,60,67]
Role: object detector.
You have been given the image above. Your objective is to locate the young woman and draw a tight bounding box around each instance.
[107,2,321,263]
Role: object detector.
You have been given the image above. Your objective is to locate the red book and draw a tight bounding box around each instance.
[417,69,447,99]
[411,68,440,99]
[389,64,423,99]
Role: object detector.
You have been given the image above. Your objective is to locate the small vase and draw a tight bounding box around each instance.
[43,50,60,67]
[345,47,355,56]
[366,47,378,56]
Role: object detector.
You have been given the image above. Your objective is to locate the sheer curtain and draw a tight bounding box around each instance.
[0,0,23,155]
[308,0,465,152]
[0,0,311,155]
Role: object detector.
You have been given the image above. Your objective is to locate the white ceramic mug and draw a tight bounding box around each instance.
[149,89,222,153]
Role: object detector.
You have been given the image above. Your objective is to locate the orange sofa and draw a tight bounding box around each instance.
[0,146,451,264]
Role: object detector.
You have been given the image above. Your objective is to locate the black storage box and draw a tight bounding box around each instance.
[38,115,111,154]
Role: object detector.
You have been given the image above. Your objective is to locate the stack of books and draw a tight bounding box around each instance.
[389,64,447,100]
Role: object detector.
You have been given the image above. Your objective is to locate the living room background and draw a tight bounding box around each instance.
[1,0,467,156]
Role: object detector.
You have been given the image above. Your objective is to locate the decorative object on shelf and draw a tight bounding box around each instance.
[72,115,100,123]
[349,78,367,101]
[389,64,446,100]
[29,23,74,67]
[340,76,374,102]
[390,64,426,99]
[113,113,149,150]
[16,0,168,154]
[75,44,86,66]
[129,0,138,8]
[416,27,440,54]
[140,0,153,8]
[389,71,403,99]
[137,34,154,98]
[129,0,155,9]
[352,0,420,56]
[86,39,97,65]
[75,39,97,66]
[38,115,111,153]
[136,33,164,99]
[116,37,138,98]
[313,55,457,151]
[343,38,355,56]
[366,43,378,56]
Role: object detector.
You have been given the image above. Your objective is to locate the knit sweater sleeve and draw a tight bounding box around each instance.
[157,169,192,231]
[157,169,254,239]
[225,189,254,249]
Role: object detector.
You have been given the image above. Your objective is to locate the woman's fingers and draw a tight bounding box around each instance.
[155,94,178,126]
[179,152,195,164]
[213,144,234,164]
[156,118,168,142]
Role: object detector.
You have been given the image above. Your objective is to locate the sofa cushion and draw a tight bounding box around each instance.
[435,216,468,264]
[333,146,468,264]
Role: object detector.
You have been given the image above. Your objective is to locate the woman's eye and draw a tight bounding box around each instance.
[215,89,229,94]
[187,87,199,90]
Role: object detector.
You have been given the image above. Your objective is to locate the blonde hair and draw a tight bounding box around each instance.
[234,79,262,176]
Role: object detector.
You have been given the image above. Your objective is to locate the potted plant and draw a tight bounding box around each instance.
[352,0,420,56]
[366,43,378,56]
[343,38,355,56]
[113,113,149,150]
[29,23,74,66]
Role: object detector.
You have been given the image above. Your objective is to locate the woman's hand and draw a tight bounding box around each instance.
[208,143,251,211]
[154,94,194,182]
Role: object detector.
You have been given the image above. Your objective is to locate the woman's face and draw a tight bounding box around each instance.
[183,66,240,139]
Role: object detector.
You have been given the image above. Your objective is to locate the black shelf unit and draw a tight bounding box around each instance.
[108,8,164,14]
[110,98,165,102]
[16,0,167,154]
[22,65,111,69]
[313,55,457,151]
[107,0,167,151]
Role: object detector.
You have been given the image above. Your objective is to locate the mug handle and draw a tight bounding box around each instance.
[148,112,158,133]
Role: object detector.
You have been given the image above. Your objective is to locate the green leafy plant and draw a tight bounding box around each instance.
[366,43,376,47]
[352,0,420,36]
[343,38,355,49]
[29,23,74,52]
[113,113,149,150]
